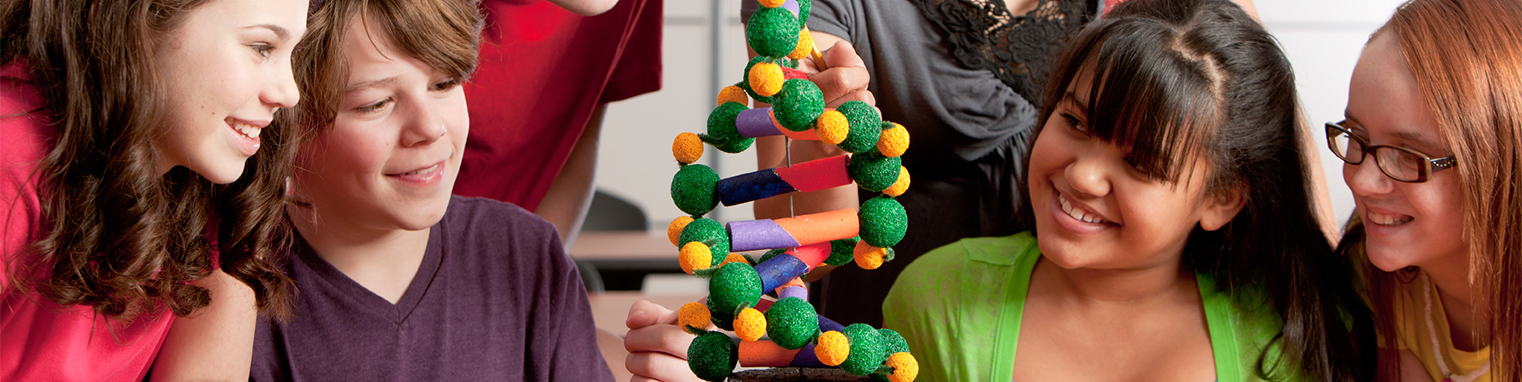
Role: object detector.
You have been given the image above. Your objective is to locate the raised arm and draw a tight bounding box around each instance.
[536,104,607,249]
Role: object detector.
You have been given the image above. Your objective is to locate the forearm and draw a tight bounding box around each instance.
[535,104,606,249]
[150,270,257,382]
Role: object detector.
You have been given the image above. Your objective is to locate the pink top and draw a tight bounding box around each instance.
[1,61,175,382]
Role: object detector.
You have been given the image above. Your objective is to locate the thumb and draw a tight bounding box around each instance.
[822,40,865,70]
[626,299,679,330]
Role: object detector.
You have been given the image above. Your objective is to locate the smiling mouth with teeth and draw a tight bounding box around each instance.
[400,164,441,176]
[230,120,262,139]
[1059,194,1110,225]
[1367,212,1412,226]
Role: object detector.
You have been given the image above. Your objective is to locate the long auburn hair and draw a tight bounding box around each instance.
[0,0,297,320]
[1018,0,1374,379]
[1343,0,1522,380]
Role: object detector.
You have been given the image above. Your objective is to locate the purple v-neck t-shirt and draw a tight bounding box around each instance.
[251,196,613,381]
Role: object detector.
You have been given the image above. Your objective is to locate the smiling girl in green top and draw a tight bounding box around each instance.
[883,0,1373,380]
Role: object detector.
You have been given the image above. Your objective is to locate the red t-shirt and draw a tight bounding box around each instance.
[456,0,663,210]
[0,61,215,382]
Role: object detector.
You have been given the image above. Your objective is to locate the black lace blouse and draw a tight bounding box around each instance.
[915,0,1092,107]
[743,0,1097,167]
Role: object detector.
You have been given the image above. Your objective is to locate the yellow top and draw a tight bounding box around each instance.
[1395,273,1491,382]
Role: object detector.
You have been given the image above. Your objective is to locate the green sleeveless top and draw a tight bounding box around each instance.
[882,232,1303,381]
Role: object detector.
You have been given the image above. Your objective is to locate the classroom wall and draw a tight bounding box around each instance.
[596,0,1408,230]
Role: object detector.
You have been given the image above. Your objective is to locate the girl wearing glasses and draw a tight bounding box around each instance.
[1330,0,1522,380]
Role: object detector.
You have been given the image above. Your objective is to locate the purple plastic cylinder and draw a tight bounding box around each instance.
[778,285,807,301]
[790,342,827,368]
[727,219,801,252]
[735,108,782,138]
[818,315,845,333]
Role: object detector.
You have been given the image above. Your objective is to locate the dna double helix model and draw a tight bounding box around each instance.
[664,0,919,380]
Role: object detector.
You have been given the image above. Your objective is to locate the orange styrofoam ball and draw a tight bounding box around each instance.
[877,123,910,158]
[883,166,910,197]
[815,110,849,145]
[854,240,886,270]
[667,216,694,246]
[680,241,713,274]
[718,85,750,107]
[748,62,785,97]
[734,307,767,341]
[673,132,704,165]
[789,29,815,60]
[815,331,850,366]
[886,352,919,382]
[758,0,785,8]
[722,253,749,266]
[678,302,712,330]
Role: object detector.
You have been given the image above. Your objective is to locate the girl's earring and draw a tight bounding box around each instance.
[285,176,294,197]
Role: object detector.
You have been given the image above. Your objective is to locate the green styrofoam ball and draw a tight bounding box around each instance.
[706,300,736,331]
[746,7,801,58]
[707,102,748,141]
[772,79,824,132]
[839,323,886,376]
[847,151,902,192]
[687,331,739,382]
[671,165,720,216]
[764,297,819,350]
[797,0,812,26]
[836,100,882,154]
[826,237,859,266]
[679,218,730,262]
[708,262,763,329]
[878,328,910,355]
[739,58,775,104]
[859,196,908,248]
[711,135,754,154]
[705,102,754,154]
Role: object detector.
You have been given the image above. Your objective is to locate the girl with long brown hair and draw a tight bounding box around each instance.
[1333,0,1522,380]
[877,0,1375,379]
[1,0,307,380]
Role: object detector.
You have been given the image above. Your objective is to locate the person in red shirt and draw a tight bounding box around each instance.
[459,0,663,246]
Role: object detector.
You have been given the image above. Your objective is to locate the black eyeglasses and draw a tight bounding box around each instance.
[1325,121,1456,183]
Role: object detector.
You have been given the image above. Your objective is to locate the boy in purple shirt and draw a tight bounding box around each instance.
[250,0,611,380]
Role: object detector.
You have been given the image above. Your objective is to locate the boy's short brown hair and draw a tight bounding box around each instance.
[290,0,483,132]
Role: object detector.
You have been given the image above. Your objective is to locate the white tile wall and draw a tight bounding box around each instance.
[598,0,1410,230]
[1261,0,1408,225]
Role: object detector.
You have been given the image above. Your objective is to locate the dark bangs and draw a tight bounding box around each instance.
[1041,16,1225,185]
